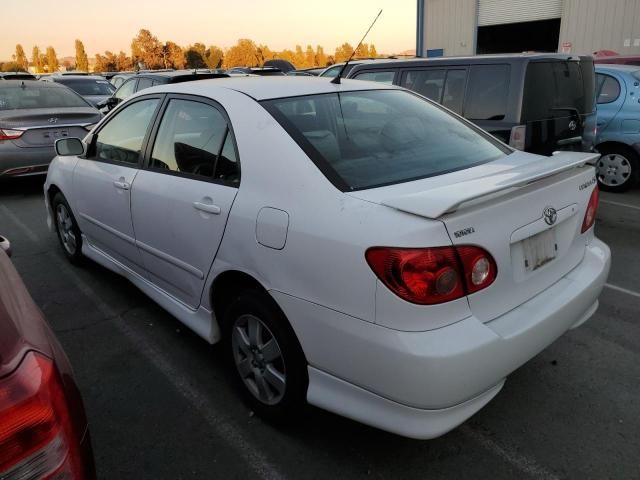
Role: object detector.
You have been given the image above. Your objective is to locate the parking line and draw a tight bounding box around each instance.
[50,254,286,480]
[600,199,640,211]
[0,205,40,243]
[605,283,640,299]
[460,426,560,480]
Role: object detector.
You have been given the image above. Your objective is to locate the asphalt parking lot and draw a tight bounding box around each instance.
[1,177,638,480]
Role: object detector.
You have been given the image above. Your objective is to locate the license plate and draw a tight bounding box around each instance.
[522,228,557,272]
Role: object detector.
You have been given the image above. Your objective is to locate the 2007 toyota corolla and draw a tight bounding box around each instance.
[44,77,610,439]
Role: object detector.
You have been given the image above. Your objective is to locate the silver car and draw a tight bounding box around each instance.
[41,74,115,107]
[0,80,101,178]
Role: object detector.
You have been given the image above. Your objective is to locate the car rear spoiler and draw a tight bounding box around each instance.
[381,152,600,219]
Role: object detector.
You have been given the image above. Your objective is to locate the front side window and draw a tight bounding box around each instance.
[321,66,341,78]
[149,99,239,183]
[596,74,621,104]
[401,69,446,102]
[92,98,159,165]
[354,71,396,85]
[441,69,467,114]
[464,65,510,120]
[114,78,136,101]
[264,90,508,191]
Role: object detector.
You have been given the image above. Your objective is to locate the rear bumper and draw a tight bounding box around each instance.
[273,238,610,439]
[0,144,55,177]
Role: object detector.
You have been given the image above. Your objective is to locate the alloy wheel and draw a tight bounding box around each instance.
[597,153,632,187]
[56,204,77,255]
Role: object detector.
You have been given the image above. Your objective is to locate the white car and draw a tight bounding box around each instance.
[44,77,610,439]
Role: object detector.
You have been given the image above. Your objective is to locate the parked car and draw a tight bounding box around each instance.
[41,75,115,107]
[346,54,597,156]
[0,71,37,80]
[0,80,101,178]
[318,60,376,78]
[286,68,325,76]
[226,67,284,76]
[99,71,229,112]
[109,73,134,89]
[45,76,609,440]
[592,64,640,192]
[0,237,96,479]
[264,59,296,73]
[594,54,640,66]
[52,71,89,76]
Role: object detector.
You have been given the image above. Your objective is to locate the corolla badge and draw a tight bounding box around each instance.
[543,207,558,226]
[568,120,577,131]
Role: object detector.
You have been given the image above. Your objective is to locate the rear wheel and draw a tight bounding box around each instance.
[52,193,83,264]
[596,145,639,192]
[223,289,307,421]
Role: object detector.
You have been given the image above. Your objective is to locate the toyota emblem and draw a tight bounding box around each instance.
[543,207,558,226]
[568,120,577,131]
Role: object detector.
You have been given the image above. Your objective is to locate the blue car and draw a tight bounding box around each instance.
[595,65,640,192]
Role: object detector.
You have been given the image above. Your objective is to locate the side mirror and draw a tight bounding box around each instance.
[0,235,11,257]
[97,97,117,111]
[55,137,84,156]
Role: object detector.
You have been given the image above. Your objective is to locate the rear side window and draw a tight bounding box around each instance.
[522,61,591,120]
[137,78,154,92]
[401,69,445,102]
[595,74,621,104]
[115,79,136,101]
[263,90,508,191]
[441,70,466,114]
[353,71,396,84]
[464,65,510,121]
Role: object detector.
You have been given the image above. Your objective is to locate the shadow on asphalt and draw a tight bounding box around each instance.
[0,176,46,197]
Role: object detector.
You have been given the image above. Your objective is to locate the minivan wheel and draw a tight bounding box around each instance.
[596,145,639,192]
[224,289,307,421]
[53,192,83,264]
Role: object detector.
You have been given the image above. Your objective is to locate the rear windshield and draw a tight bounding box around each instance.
[263,90,509,191]
[0,85,90,110]
[522,60,596,120]
[58,79,114,95]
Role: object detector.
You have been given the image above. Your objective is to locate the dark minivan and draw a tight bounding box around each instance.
[347,54,596,156]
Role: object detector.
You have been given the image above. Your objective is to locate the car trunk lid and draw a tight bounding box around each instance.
[348,150,600,322]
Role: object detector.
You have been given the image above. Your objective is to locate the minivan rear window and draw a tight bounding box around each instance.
[263,90,509,191]
[522,61,594,121]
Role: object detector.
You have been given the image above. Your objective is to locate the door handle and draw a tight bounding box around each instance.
[113,180,130,190]
[193,201,221,215]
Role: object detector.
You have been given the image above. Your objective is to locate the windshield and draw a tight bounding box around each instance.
[263,90,509,191]
[59,79,115,96]
[0,84,90,110]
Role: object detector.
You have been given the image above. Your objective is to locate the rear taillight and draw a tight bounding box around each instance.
[365,245,497,305]
[581,185,599,233]
[508,125,526,150]
[0,352,83,480]
[0,129,24,141]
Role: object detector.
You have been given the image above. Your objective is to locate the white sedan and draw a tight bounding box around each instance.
[44,77,610,439]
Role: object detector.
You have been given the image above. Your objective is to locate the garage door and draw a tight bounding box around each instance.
[478,0,562,26]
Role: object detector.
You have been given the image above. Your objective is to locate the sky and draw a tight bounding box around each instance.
[1,0,416,61]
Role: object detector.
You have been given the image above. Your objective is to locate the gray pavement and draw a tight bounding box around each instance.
[0,177,638,480]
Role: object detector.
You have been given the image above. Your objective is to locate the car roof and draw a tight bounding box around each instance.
[595,64,640,73]
[136,70,219,79]
[0,79,67,89]
[51,75,108,81]
[144,76,397,101]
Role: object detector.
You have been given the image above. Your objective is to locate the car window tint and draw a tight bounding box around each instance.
[322,66,341,78]
[59,79,115,96]
[216,130,240,184]
[137,78,153,92]
[150,99,231,181]
[265,90,508,190]
[464,65,510,120]
[401,69,445,102]
[0,85,88,110]
[354,71,395,84]
[115,79,136,101]
[93,99,159,165]
[442,70,466,114]
[596,75,621,104]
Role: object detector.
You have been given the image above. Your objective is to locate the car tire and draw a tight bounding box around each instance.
[52,192,83,265]
[223,289,308,422]
[596,145,639,193]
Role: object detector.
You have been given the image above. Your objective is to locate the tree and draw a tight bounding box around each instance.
[369,44,378,58]
[131,29,163,69]
[116,51,133,71]
[15,44,28,71]
[224,39,258,68]
[46,46,59,73]
[205,46,224,69]
[163,42,185,69]
[75,39,89,71]
[334,43,354,63]
[32,46,43,73]
[294,45,305,68]
[355,43,370,58]
[315,46,328,67]
[0,62,20,72]
[94,51,117,72]
[184,45,206,69]
[305,45,315,68]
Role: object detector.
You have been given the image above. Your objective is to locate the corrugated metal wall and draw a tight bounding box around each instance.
[423,0,477,56]
[559,0,640,54]
[478,0,562,27]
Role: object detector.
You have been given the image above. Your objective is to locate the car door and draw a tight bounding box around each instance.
[130,95,240,308]
[73,95,162,272]
[595,72,625,133]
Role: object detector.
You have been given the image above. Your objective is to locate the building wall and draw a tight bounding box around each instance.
[559,0,640,55]
[423,0,477,56]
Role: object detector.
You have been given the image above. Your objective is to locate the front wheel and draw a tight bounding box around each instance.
[596,145,639,192]
[224,290,308,421]
[52,192,83,264]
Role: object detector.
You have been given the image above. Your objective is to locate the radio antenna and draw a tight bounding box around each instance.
[331,9,382,85]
